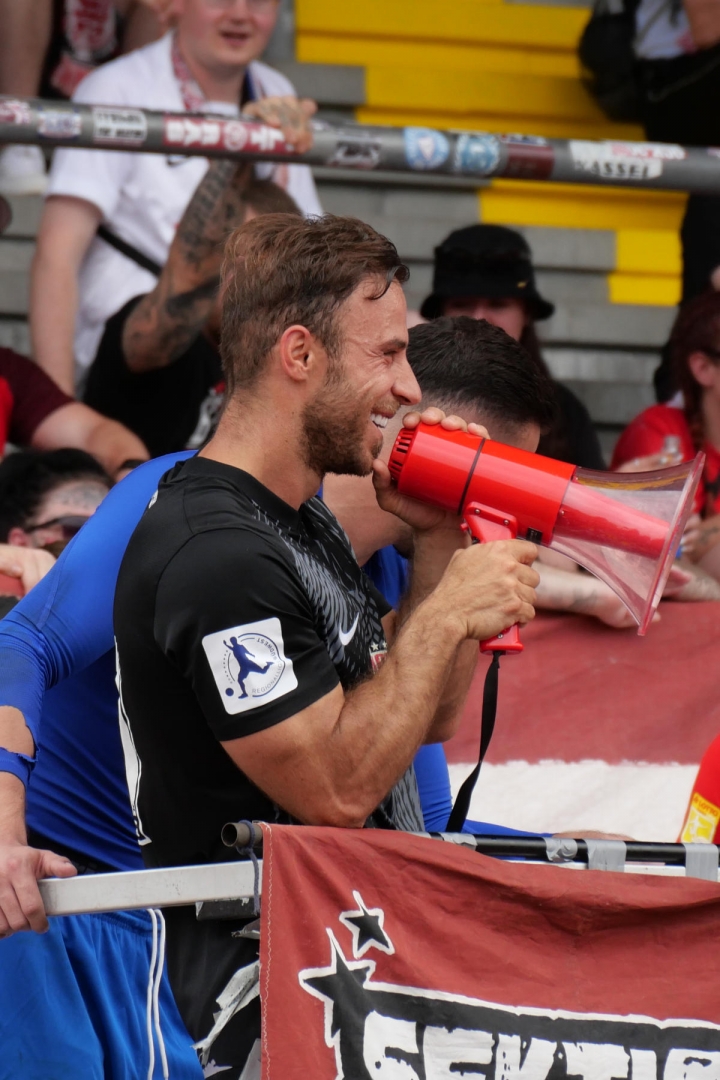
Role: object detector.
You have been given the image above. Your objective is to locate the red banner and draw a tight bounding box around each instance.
[260,826,720,1080]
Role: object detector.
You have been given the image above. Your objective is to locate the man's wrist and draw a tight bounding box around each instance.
[412,524,469,560]
[408,589,468,651]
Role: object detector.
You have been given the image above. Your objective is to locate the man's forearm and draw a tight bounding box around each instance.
[0,773,28,847]
[30,251,79,396]
[82,416,149,476]
[316,595,467,826]
[123,161,252,372]
[0,707,33,844]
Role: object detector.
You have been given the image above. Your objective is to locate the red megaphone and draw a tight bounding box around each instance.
[389,423,703,653]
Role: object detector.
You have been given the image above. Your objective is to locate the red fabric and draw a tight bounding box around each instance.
[0,348,72,449]
[260,824,720,1080]
[611,404,720,516]
[446,602,720,767]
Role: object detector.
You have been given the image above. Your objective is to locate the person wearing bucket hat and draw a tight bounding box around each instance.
[420,224,606,470]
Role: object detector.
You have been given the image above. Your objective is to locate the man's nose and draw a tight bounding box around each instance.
[393,355,422,407]
[472,303,494,323]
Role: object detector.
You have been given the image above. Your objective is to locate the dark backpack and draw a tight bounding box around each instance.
[579,0,643,122]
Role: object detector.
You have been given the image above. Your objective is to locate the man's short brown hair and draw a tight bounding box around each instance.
[219,214,409,394]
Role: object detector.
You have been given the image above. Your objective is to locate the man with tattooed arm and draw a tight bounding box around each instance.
[30,0,320,396]
[83,161,301,455]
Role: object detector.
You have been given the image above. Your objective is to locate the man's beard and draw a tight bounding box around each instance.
[301,369,383,478]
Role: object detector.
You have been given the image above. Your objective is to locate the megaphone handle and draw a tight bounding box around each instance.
[462,503,524,655]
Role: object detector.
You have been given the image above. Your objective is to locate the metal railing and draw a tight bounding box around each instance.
[38,830,720,917]
[2,95,719,194]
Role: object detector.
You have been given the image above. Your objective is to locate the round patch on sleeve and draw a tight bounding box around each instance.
[202,617,298,715]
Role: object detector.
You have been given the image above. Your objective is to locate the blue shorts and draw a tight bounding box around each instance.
[0,907,203,1080]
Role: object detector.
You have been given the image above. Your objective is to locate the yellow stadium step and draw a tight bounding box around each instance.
[479,180,687,232]
[298,35,582,80]
[363,66,608,124]
[479,183,684,306]
[296,0,589,51]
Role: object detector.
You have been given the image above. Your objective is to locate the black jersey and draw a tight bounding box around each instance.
[114,456,423,870]
[84,296,224,458]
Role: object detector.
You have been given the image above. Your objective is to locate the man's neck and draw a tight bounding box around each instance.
[176,31,246,105]
[199,401,321,509]
[701,392,720,451]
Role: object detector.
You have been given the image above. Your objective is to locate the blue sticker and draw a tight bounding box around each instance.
[37,105,81,140]
[453,133,501,177]
[404,127,450,171]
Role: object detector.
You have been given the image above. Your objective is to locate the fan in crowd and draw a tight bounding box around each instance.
[83,164,301,456]
[0,448,112,612]
[418,223,606,471]
[0,0,164,194]
[29,0,320,395]
[613,290,720,584]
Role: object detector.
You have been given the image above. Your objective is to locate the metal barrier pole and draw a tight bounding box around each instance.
[39,859,260,916]
[2,95,720,194]
[222,823,720,872]
[38,833,719,916]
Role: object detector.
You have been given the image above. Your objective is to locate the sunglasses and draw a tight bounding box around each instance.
[25,514,92,541]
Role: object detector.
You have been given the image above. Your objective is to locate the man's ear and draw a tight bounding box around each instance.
[278,324,323,383]
[688,350,720,388]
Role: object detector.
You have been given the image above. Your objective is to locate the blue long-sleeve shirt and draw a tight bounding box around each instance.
[0,453,191,869]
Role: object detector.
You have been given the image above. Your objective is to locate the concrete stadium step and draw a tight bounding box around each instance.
[292,0,685,309]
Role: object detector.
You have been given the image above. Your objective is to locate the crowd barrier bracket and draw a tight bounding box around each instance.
[2,95,720,195]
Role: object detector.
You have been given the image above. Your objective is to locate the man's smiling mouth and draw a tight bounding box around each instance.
[370,413,389,429]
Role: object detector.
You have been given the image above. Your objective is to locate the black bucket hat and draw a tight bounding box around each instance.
[420,224,555,322]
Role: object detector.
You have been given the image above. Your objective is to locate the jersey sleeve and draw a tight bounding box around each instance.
[611,407,691,469]
[0,348,72,445]
[154,529,342,742]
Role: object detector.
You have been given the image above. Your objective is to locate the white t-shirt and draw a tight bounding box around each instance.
[46,32,323,384]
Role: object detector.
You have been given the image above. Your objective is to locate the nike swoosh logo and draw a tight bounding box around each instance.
[338,614,360,648]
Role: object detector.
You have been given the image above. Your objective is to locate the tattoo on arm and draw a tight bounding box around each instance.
[122,161,252,371]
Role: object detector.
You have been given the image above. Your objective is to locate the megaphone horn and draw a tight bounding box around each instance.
[389,423,704,648]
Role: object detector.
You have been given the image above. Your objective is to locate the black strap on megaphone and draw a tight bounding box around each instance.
[446,651,501,832]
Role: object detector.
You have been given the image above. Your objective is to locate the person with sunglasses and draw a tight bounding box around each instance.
[0,448,112,559]
[0,448,111,612]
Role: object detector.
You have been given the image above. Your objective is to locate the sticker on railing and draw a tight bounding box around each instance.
[404,127,450,171]
[570,140,685,181]
[502,134,554,179]
[93,107,147,145]
[37,105,81,140]
[0,99,32,126]
[452,133,500,176]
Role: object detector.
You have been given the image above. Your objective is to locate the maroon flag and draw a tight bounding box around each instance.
[260,825,720,1080]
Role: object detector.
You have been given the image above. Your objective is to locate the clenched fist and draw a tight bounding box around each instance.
[429,538,539,643]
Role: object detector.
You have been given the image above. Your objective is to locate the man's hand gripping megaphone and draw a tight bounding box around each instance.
[372,407,540,654]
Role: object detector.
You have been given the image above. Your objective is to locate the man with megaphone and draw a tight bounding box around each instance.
[111,213,542,1074]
